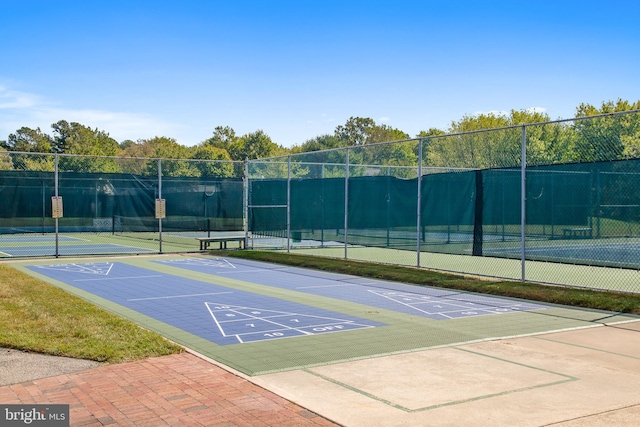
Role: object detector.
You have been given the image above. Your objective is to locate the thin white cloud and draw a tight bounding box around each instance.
[305,113,336,125]
[32,107,176,141]
[378,116,390,123]
[0,85,179,143]
[321,113,335,123]
[0,86,40,109]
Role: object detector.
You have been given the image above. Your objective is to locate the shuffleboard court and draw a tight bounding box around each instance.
[155,257,547,320]
[27,262,383,346]
[17,255,637,375]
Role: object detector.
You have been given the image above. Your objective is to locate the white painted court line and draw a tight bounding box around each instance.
[205,302,376,343]
[128,291,233,301]
[159,257,237,269]
[296,283,359,290]
[34,262,114,275]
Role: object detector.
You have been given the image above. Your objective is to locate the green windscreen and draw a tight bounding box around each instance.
[0,170,244,235]
[248,158,640,269]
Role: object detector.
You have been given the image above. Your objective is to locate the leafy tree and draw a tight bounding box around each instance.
[229,130,280,161]
[422,110,574,168]
[425,113,514,168]
[111,139,157,174]
[507,109,573,167]
[288,135,348,177]
[136,136,190,159]
[332,118,413,175]
[119,139,155,158]
[525,121,576,166]
[51,120,119,156]
[0,147,13,170]
[3,127,53,153]
[291,134,346,154]
[367,124,409,144]
[334,117,376,146]
[575,99,640,116]
[203,126,237,154]
[224,130,283,177]
[573,99,640,162]
[50,121,122,172]
[191,145,236,177]
[0,128,55,170]
[50,121,71,154]
[118,139,137,150]
[416,128,446,167]
[334,117,409,147]
[450,112,512,132]
[417,128,446,138]
[135,136,198,177]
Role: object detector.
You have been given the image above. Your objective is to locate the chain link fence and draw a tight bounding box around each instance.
[247,111,640,293]
[0,153,244,257]
[2,111,639,292]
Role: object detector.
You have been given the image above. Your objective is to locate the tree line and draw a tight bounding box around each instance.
[1,99,639,177]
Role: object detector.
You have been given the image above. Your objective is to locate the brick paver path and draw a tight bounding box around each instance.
[0,352,339,426]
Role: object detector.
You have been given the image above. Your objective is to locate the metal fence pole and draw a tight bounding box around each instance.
[417,139,423,267]
[42,180,46,234]
[287,156,291,253]
[244,158,249,248]
[344,148,349,260]
[520,126,527,281]
[54,154,59,258]
[158,159,163,254]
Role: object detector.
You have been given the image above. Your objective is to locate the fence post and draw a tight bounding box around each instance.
[287,155,291,253]
[472,170,484,256]
[344,148,349,260]
[416,139,423,267]
[244,158,249,248]
[54,154,59,258]
[158,159,163,254]
[520,125,527,281]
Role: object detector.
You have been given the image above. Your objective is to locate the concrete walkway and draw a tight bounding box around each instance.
[2,320,640,426]
[251,321,640,426]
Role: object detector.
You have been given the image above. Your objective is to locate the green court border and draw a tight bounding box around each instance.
[9,254,639,376]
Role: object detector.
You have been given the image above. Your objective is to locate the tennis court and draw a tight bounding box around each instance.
[484,239,640,268]
[0,232,158,257]
[16,255,637,376]
[0,231,223,257]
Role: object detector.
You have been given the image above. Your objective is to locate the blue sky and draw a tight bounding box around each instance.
[1,0,639,148]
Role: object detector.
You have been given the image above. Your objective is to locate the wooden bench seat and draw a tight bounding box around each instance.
[562,227,592,239]
[196,236,245,250]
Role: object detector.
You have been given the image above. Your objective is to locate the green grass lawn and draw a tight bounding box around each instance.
[212,250,640,315]
[0,264,183,363]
